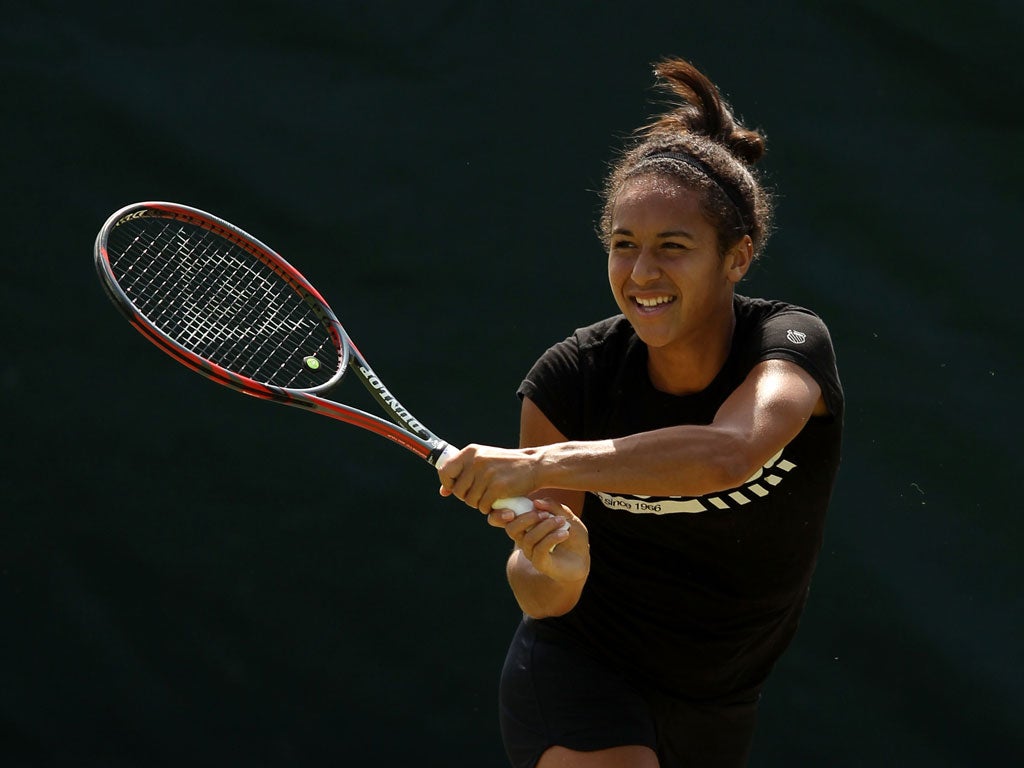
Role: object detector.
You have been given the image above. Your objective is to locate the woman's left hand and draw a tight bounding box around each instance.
[437,443,543,512]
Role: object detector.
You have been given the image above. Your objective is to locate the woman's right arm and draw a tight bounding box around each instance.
[492,397,589,618]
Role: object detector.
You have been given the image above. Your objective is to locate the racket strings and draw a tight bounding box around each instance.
[107,217,340,389]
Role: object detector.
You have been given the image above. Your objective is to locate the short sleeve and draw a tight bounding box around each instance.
[517,334,585,440]
[755,309,844,418]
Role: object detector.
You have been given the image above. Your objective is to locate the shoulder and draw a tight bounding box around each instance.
[733,294,843,416]
[571,314,636,351]
[735,294,835,350]
[533,315,639,371]
[518,315,641,439]
[735,294,827,326]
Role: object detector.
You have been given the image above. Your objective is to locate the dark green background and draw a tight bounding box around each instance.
[3,1,1021,765]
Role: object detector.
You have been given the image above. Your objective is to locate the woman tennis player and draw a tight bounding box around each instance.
[439,57,843,768]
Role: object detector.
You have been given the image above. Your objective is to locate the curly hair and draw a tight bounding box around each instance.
[599,58,774,258]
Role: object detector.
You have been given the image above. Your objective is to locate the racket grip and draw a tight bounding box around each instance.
[492,496,535,516]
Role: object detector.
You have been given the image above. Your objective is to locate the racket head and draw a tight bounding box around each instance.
[95,201,348,398]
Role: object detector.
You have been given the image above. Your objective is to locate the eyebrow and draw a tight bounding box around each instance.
[611,228,696,239]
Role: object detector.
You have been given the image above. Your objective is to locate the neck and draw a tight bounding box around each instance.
[646,302,736,395]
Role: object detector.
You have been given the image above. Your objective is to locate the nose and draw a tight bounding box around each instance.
[630,246,661,285]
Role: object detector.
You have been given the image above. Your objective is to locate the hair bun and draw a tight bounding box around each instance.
[647,58,766,165]
[725,128,765,165]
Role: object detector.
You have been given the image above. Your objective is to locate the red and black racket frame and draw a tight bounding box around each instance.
[94,201,453,467]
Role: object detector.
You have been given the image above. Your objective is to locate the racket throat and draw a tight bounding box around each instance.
[356,363,432,438]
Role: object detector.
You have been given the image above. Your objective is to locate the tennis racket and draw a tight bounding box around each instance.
[93,201,533,516]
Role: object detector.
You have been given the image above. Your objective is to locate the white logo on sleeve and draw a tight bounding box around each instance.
[786,329,807,344]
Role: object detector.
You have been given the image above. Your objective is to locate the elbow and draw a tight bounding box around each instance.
[508,552,587,618]
[715,456,758,493]
[514,570,586,618]
[519,593,581,620]
[700,433,763,494]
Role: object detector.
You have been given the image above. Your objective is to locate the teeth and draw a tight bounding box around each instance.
[635,296,675,307]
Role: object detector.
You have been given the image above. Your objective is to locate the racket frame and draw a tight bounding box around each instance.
[94,201,452,466]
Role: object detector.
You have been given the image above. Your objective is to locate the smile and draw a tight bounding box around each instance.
[633,296,676,308]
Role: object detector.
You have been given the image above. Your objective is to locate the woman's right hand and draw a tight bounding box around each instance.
[490,497,589,583]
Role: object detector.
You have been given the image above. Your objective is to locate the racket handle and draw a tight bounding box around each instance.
[492,496,535,516]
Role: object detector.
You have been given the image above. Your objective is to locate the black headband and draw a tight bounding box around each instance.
[645,151,749,234]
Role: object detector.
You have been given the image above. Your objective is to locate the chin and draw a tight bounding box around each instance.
[629,324,678,349]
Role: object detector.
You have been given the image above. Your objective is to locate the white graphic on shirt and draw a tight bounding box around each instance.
[595,448,796,515]
[786,329,807,344]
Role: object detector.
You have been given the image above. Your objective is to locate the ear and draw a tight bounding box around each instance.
[724,235,754,284]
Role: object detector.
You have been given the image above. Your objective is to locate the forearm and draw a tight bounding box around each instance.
[534,424,750,498]
[507,548,586,618]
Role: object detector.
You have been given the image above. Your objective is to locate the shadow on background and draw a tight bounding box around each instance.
[2,1,1021,766]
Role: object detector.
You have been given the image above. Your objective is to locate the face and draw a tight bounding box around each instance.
[607,173,751,353]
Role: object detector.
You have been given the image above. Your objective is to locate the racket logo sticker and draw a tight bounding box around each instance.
[358,364,428,435]
[115,209,153,226]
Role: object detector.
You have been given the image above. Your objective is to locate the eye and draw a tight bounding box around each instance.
[661,241,690,250]
[610,239,637,250]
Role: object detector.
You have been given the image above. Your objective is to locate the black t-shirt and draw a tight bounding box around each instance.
[517,294,844,702]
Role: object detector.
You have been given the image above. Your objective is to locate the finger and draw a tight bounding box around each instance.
[521,498,571,539]
[531,497,568,516]
[519,514,567,558]
[435,446,460,485]
[460,478,487,512]
[487,508,518,528]
[507,513,547,557]
[505,510,550,541]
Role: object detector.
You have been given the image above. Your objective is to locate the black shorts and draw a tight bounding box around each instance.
[499,619,759,768]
